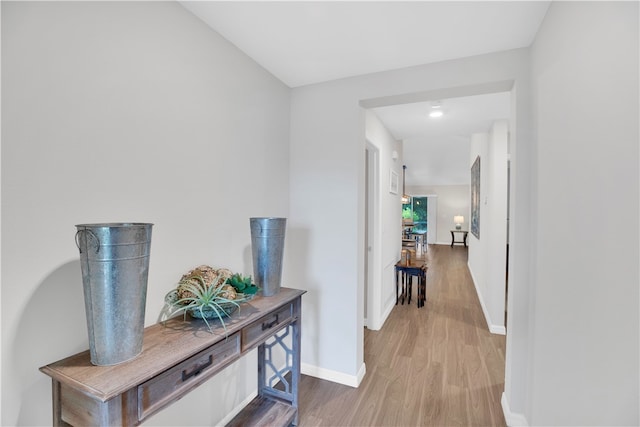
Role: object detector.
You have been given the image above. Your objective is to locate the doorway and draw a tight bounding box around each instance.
[361,87,513,337]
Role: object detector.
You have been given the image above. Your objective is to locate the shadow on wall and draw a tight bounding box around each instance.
[13,260,88,426]
[243,243,253,279]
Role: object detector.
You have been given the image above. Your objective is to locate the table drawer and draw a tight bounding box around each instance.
[242,303,293,351]
[138,332,240,421]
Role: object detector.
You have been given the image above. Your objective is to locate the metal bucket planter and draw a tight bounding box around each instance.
[250,218,286,297]
[75,223,153,366]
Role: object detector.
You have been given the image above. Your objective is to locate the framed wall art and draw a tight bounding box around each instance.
[471,156,480,239]
[389,170,399,194]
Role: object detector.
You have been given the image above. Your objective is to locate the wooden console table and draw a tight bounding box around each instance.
[40,288,305,427]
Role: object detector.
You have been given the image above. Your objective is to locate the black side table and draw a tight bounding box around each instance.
[450,230,469,247]
[395,260,428,308]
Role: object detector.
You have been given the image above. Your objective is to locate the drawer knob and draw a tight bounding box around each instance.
[182,355,213,381]
[261,314,280,331]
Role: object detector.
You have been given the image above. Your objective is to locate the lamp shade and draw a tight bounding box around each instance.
[454,215,464,224]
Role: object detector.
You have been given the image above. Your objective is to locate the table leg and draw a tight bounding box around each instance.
[450,231,454,247]
[291,318,302,425]
[257,317,302,425]
[421,267,427,307]
[423,274,426,307]
[51,380,72,427]
[395,268,399,305]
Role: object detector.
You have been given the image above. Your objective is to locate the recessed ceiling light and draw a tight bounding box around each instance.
[429,101,443,118]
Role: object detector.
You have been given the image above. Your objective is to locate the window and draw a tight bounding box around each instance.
[402,196,427,233]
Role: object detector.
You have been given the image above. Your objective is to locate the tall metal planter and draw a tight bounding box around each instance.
[250,217,286,297]
[75,223,153,366]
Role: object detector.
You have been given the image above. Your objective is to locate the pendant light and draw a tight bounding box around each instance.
[401,165,411,204]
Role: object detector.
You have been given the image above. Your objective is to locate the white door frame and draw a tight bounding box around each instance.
[364,143,381,329]
[426,195,438,244]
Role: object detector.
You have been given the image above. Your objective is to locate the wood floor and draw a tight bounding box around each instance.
[297,245,506,426]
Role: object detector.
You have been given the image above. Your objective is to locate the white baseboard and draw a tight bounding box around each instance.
[355,362,366,386]
[490,324,506,334]
[467,262,506,335]
[501,393,528,426]
[380,297,394,327]
[301,362,366,388]
[217,390,258,426]
[365,298,394,331]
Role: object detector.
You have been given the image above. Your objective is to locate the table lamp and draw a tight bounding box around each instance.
[454,215,464,230]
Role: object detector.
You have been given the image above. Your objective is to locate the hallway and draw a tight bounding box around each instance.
[297,245,506,426]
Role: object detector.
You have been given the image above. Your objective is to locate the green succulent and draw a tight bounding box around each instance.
[226,273,259,295]
[165,275,250,334]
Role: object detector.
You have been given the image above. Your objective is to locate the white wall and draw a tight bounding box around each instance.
[467,121,508,336]
[528,2,639,425]
[468,132,490,327]
[364,111,402,331]
[288,48,533,395]
[1,2,290,425]
[406,184,470,245]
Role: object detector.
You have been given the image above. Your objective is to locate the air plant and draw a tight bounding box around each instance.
[164,267,253,334]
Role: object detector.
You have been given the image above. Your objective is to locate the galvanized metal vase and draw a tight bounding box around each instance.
[75,223,153,366]
[250,217,286,297]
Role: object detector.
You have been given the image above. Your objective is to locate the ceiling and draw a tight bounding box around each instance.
[180,1,549,186]
[373,92,511,186]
